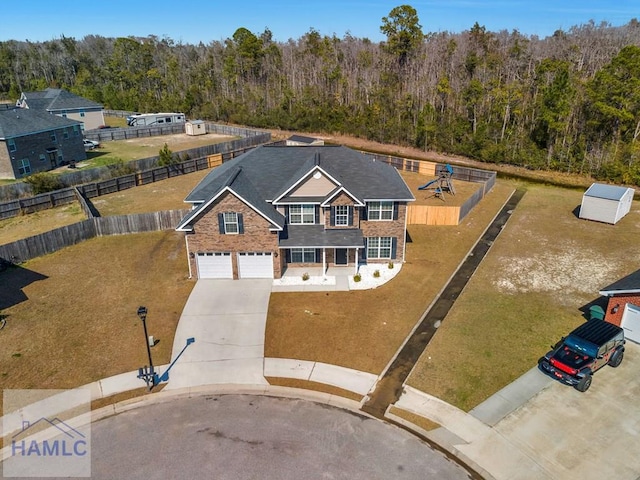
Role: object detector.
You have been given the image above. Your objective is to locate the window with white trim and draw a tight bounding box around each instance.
[8,139,16,152]
[367,237,392,259]
[18,158,31,176]
[367,201,393,220]
[290,248,316,263]
[50,131,57,142]
[80,111,85,117]
[335,205,349,226]
[223,212,239,234]
[63,128,69,139]
[289,204,315,224]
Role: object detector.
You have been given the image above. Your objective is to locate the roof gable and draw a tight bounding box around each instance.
[584,183,633,201]
[20,88,102,112]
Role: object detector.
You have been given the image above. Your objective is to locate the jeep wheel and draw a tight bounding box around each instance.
[609,350,624,368]
[575,374,592,392]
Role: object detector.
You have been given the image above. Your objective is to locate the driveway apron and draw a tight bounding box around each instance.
[165,279,272,390]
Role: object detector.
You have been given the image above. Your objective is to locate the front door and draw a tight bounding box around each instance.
[335,248,348,266]
[47,149,58,168]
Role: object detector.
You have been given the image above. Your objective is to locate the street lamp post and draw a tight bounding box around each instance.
[136,306,156,389]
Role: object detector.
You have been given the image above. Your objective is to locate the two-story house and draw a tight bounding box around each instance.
[0,108,86,179]
[176,145,415,279]
[17,88,105,131]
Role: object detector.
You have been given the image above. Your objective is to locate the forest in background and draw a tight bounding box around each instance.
[1,6,640,185]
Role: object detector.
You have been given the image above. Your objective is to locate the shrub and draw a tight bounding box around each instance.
[158,143,177,166]
[302,272,310,281]
[373,269,381,278]
[388,262,394,269]
[353,273,361,282]
[24,172,64,194]
[107,159,137,178]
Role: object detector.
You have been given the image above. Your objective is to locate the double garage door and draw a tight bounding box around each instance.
[196,252,273,279]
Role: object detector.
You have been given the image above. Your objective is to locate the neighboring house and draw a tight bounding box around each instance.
[176,145,415,280]
[286,135,324,146]
[599,269,640,344]
[17,88,105,131]
[579,183,635,225]
[0,108,86,179]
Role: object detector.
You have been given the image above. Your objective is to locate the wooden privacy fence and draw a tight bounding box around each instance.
[0,150,231,220]
[362,152,497,226]
[0,210,189,264]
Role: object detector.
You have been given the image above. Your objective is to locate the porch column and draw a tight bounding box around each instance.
[322,249,327,278]
[354,247,359,275]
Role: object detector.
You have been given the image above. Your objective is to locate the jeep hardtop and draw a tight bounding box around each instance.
[539,320,625,392]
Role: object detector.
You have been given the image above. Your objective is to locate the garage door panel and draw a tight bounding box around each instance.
[197,252,233,279]
[622,303,640,344]
[238,252,273,279]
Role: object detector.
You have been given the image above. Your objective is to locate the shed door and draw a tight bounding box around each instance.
[197,252,233,279]
[621,303,640,344]
[237,252,273,279]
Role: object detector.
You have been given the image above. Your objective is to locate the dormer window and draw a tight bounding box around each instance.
[290,204,315,224]
[367,201,394,221]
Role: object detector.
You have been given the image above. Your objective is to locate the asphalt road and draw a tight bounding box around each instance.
[4,394,473,479]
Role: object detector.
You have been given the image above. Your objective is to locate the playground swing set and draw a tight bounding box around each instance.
[418,164,456,201]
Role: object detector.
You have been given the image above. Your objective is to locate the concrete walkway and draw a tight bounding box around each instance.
[165,279,272,390]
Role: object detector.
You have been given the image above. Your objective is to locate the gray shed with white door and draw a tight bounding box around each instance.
[579,183,634,224]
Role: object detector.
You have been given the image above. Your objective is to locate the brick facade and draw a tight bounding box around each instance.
[604,295,640,326]
[360,202,407,264]
[186,192,281,279]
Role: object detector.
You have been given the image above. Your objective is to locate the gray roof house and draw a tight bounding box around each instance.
[176,145,414,280]
[17,88,105,131]
[0,108,86,179]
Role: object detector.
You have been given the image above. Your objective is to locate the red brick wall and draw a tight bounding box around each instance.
[604,295,640,326]
[360,202,407,263]
[187,191,281,278]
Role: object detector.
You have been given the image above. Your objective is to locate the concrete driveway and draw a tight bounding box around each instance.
[165,279,272,390]
[460,342,640,479]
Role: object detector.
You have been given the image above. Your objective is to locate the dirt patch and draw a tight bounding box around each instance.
[122,133,231,149]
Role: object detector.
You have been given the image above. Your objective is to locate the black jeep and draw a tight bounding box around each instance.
[539,320,625,392]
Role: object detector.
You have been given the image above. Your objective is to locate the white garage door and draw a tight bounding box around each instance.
[238,252,273,279]
[621,303,640,344]
[197,252,233,279]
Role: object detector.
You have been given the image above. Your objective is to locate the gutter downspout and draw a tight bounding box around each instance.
[185,234,192,279]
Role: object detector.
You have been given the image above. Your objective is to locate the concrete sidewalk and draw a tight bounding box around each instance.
[165,279,272,390]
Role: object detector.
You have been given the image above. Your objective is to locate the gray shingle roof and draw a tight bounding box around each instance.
[21,88,102,112]
[279,225,364,248]
[0,108,83,139]
[599,269,640,296]
[186,145,415,204]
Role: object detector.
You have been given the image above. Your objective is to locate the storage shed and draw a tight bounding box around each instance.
[185,120,207,136]
[579,183,634,224]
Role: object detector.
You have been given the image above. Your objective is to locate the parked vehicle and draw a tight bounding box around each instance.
[126,112,186,127]
[539,320,625,392]
[83,138,99,150]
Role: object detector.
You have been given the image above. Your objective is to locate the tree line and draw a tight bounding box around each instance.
[1,5,640,184]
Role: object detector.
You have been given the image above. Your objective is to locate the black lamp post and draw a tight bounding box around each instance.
[136,306,156,389]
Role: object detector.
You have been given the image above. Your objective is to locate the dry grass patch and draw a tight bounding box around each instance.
[82,133,237,168]
[92,169,210,216]
[265,181,515,374]
[408,183,640,411]
[265,377,363,402]
[0,203,87,245]
[388,406,441,432]
[0,231,195,412]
